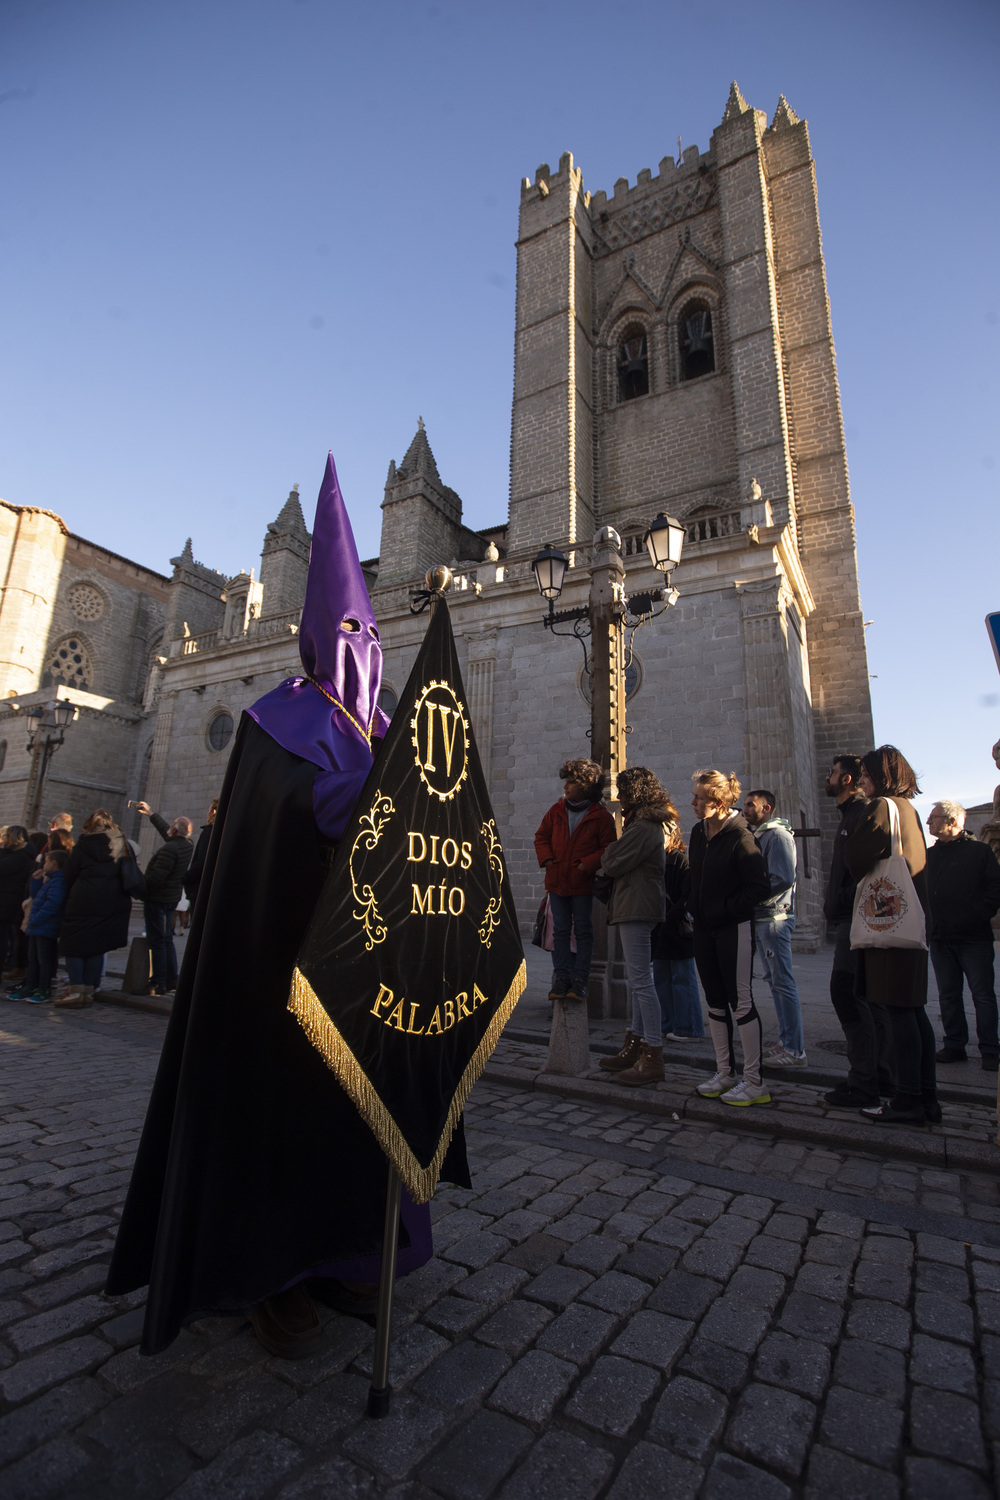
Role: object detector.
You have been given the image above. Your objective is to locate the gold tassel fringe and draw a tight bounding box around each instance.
[288,959,526,1203]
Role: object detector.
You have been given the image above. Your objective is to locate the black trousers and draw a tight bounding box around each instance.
[694,921,763,1087]
[830,922,895,1100]
[26,935,58,995]
[882,1005,937,1108]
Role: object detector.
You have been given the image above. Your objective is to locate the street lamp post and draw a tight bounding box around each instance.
[531,518,684,1072]
[22,699,77,831]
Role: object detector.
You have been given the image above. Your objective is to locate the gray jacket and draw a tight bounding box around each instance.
[753,817,796,919]
[601,812,667,925]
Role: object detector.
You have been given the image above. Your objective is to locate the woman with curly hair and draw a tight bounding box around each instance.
[597,767,675,1086]
[846,744,939,1125]
[689,770,772,1107]
[534,758,617,1002]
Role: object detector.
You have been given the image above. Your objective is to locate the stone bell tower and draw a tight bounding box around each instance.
[502,83,873,941]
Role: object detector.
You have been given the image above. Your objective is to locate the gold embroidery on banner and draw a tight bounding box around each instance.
[478,819,503,948]
[409,680,470,802]
[349,790,393,949]
[287,958,527,1203]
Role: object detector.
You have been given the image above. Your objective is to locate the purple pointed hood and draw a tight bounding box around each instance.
[247,454,388,841]
[299,451,383,727]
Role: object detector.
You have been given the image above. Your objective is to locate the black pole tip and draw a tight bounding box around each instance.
[366,1385,391,1420]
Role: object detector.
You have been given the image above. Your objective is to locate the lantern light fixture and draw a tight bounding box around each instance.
[643,512,685,574]
[531,544,569,601]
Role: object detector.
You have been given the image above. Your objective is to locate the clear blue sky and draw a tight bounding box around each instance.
[2,0,998,812]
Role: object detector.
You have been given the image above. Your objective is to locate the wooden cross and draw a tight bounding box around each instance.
[792,811,823,878]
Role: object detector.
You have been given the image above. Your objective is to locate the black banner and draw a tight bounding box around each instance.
[288,598,525,1201]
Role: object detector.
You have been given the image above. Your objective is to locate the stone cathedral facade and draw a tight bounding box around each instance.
[0,87,871,949]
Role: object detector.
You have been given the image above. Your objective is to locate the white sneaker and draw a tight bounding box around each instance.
[697,1070,737,1098]
[770,1049,807,1067]
[763,1041,786,1059]
[720,1079,772,1107]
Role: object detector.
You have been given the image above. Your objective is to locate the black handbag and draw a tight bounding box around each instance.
[119,851,146,900]
[591,871,613,905]
[531,895,548,948]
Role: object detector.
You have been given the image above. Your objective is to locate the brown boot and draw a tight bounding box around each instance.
[56,986,95,1009]
[250,1284,322,1358]
[616,1042,665,1087]
[599,1029,642,1073]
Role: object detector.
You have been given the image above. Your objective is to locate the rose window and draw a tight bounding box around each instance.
[67,584,105,622]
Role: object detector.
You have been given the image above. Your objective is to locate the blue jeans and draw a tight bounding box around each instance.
[754,913,804,1053]
[653,957,704,1036]
[930,939,999,1057]
[66,954,104,987]
[145,901,179,991]
[618,921,661,1045]
[549,893,594,985]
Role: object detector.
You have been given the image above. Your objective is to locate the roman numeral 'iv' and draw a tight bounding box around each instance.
[422,703,460,775]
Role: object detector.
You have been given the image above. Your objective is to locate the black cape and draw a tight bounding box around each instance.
[106,716,469,1354]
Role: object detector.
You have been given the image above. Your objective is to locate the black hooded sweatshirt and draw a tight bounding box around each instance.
[688,811,770,931]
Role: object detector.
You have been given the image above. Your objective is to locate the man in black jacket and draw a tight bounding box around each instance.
[137,802,193,996]
[821,754,895,1109]
[183,798,218,909]
[927,800,1000,1070]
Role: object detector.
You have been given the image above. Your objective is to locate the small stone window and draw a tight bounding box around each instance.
[377,687,397,719]
[0,741,6,773]
[207,712,234,752]
[47,637,93,689]
[617,326,649,401]
[680,303,715,380]
[67,583,105,622]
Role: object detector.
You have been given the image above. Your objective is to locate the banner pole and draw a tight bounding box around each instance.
[366,1165,402,1419]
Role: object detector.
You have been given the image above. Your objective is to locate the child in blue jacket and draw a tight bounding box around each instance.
[23,849,68,1004]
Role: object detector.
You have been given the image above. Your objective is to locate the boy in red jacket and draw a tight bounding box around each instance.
[534,758,617,1001]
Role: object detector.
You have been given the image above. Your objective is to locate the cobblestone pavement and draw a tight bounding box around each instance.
[486,1035,1000,1169]
[3,1004,1000,1498]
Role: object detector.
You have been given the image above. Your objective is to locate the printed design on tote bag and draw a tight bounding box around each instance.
[858,875,909,931]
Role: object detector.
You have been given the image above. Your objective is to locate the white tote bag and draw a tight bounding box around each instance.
[850,797,927,951]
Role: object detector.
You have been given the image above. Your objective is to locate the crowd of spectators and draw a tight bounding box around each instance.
[535,743,1000,1126]
[0,800,209,1008]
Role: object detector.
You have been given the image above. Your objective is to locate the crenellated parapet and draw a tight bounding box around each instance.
[165,539,226,644]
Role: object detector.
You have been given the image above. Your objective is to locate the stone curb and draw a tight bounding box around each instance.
[483,1061,1000,1173]
[93,989,172,1018]
[504,1025,999,1107]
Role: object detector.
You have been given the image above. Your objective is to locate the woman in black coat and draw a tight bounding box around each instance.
[688,769,772,1107]
[58,809,131,1007]
[0,825,36,978]
[846,744,938,1126]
